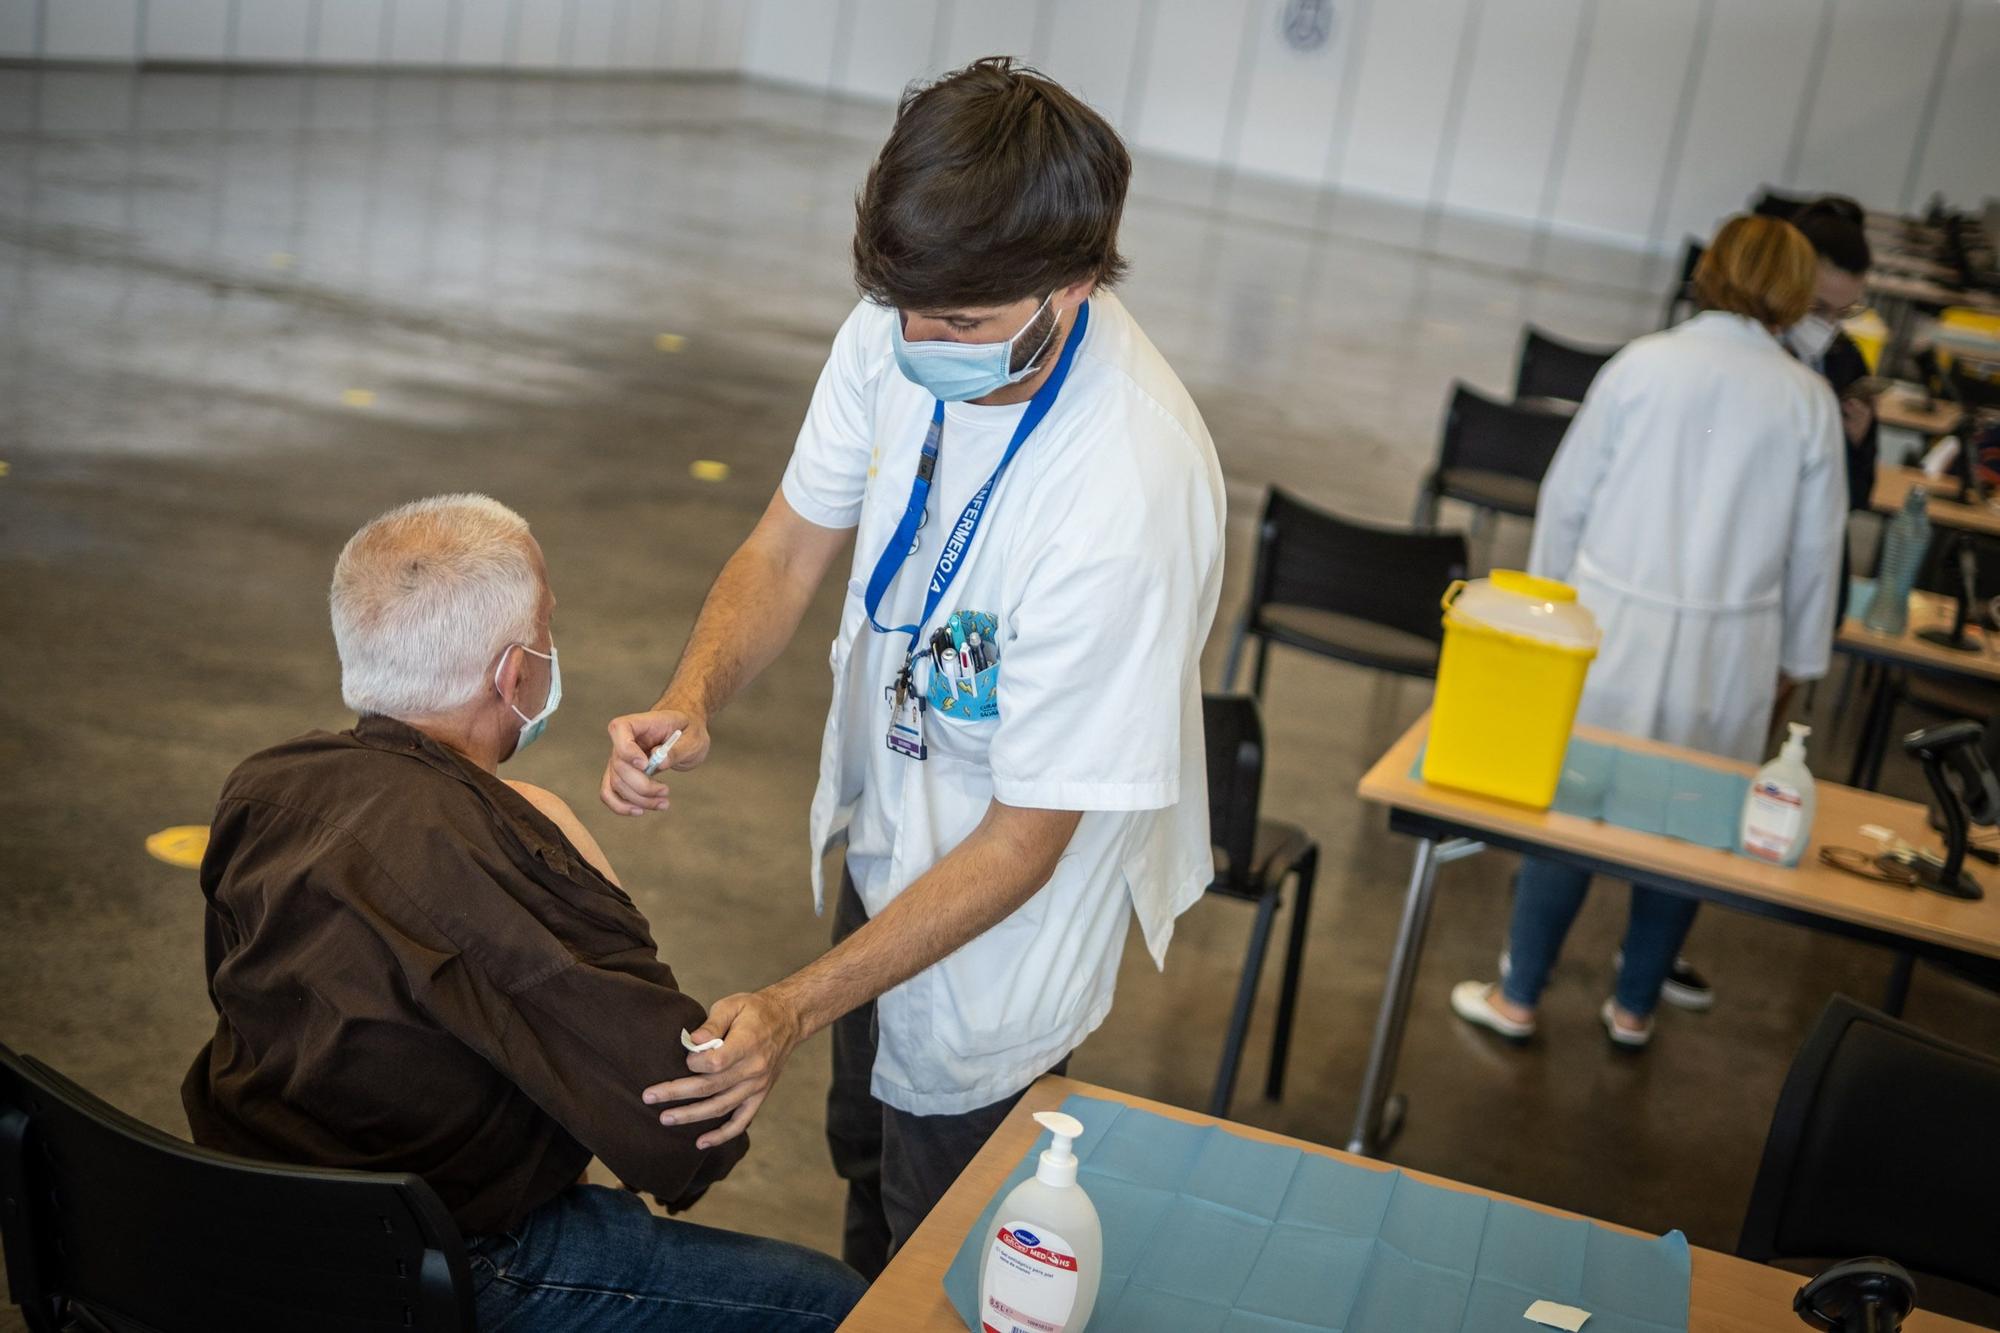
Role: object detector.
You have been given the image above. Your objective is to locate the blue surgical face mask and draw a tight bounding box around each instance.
[892,293,1059,402]
[494,640,560,756]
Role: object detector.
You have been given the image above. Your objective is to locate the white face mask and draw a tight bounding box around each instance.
[494,640,560,756]
[1786,315,1838,366]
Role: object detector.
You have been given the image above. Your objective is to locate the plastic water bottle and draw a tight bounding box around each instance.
[1864,488,1932,636]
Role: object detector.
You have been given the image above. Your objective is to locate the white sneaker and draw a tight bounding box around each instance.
[1451,981,1535,1042]
[1600,998,1653,1049]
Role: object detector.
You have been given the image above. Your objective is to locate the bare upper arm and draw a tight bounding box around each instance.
[505,780,622,887]
[750,488,854,595]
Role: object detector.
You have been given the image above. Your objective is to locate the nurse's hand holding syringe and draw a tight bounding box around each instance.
[601,707,710,816]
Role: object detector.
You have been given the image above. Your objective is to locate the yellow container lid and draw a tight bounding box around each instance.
[1444,570,1601,653]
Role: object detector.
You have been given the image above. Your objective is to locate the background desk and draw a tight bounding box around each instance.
[1871,466,2000,538]
[1348,717,2000,1158]
[1876,387,1966,438]
[841,1075,1983,1333]
[1839,591,2000,790]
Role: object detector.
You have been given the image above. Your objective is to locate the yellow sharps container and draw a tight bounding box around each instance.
[1423,571,1600,809]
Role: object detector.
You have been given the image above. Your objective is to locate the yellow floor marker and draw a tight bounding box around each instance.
[341,388,377,408]
[690,460,730,482]
[268,251,296,270]
[0,461,10,477]
[146,825,210,868]
[654,333,687,353]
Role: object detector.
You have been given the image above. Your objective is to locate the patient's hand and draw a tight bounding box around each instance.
[506,780,623,888]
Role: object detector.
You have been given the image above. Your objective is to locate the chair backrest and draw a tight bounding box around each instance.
[1202,694,1263,898]
[1436,382,1573,489]
[1247,487,1468,647]
[1738,996,2000,1318]
[0,1042,474,1333]
[1513,326,1621,405]
[1662,237,1705,328]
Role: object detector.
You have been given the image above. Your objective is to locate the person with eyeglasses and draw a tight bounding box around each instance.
[1786,196,1878,511]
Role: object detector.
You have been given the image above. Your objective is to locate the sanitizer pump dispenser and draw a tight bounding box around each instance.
[977,1112,1103,1333]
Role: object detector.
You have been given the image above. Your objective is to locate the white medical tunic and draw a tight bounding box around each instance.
[781,292,1225,1115]
[1529,311,1847,763]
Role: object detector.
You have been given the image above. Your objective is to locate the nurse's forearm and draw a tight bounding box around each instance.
[655,491,849,718]
[770,802,1084,1040]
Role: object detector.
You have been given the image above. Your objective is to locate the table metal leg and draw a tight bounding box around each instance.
[1347,836,1441,1157]
[1883,952,1916,1017]
[1847,672,1896,791]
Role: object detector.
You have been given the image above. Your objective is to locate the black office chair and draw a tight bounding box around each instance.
[1739,996,2000,1329]
[1223,487,1467,699]
[0,1042,475,1332]
[1202,694,1319,1119]
[1513,326,1620,405]
[1662,237,1706,329]
[1411,382,1573,533]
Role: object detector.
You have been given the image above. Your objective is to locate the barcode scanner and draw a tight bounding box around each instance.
[1795,1257,1918,1333]
[1901,721,1998,900]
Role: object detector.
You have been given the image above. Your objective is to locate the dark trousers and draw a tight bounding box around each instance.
[825,871,1067,1281]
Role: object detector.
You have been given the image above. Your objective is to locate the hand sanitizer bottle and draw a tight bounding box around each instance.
[978,1112,1101,1333]
[1741,723,1817,867]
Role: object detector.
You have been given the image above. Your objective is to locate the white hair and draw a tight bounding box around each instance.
[330,494,543,718]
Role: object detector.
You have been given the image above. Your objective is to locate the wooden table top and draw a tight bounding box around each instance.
[1839,590,2000,683]
[1870,271,2000,311]
[1356,715,2000,964]
[841,1075,1984,1332]
[1876,386,1967,437]
[1871,466,2000,537]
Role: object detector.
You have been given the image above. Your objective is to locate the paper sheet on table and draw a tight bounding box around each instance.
[943,1095,1690,1333]
[1412,739,1750,852]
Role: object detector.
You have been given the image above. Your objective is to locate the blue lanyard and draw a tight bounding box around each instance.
[863,300,1091,659]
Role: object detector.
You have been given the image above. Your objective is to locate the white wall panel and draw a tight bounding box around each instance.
[1337,0,1468,204]
[233,0,312,60]
[570,0,619,67]
[1658,0,1819,249]
[454,0,510,65]
[145,0,231,58]
[1439,0,1583,225]
[1038,0,1145,131]
[655,0,701,69]
[836,0,934,101]
[387,0,453,64]
[1550,0,1700,245]
[512,0,570,67]
[313,0,386,63]
[44,0,138,58]
[1129,0,1247,164]
[607,0,662,70]
[1231,0,1349,187]
[934,0,1035,71]
[740,0,840,86]
[701,0,747,70]
[1792,0,1953,207]
[0,1,37,57]
[1910,0,2000,209]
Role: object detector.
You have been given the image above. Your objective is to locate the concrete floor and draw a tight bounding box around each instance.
[5,66,1998,1320]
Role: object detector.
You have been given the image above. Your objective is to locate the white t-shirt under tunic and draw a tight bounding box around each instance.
[780,291,1225,1115]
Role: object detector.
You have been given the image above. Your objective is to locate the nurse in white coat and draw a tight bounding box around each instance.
[1453,215,1846,1049]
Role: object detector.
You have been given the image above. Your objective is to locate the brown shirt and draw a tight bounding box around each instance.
[182,715,745,1236]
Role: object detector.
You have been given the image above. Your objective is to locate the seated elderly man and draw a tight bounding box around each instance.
[182,494,864,1331]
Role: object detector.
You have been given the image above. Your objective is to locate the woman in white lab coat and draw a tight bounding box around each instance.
[1453,214,1846,1049]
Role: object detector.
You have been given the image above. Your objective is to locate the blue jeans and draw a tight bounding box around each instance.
[468,1184,867,1332]
[1500,857,1700,1018]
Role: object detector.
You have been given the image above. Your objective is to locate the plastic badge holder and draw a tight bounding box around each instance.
[944,1094,1692,1333]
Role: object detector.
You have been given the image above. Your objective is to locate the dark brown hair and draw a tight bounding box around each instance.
[1694,214,1816,328]
[853,57,1131,312]
[1791,195,1872,276]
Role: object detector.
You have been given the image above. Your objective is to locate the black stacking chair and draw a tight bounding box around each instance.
[1513,326,1620,406]
[1411,383,1573,533]
[0,1042,475,1332]
[1202,694,1319,1119]
[1739,997,2000,1328]
[1661,236,1705,329]
[1750,186,1812,221]
[1224,487,1467,699]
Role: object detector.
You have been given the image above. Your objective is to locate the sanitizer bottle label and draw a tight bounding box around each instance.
[982,1221,1078,1333]
[1744,781,1803,861]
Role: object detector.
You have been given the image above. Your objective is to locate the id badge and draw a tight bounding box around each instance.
[886,678,927,760]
